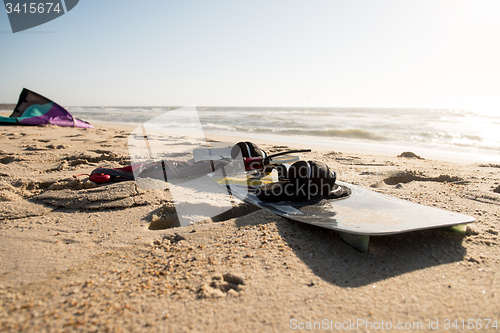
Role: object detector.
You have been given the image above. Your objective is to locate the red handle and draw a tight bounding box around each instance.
[244,157,263,170]
[89,173,111,183]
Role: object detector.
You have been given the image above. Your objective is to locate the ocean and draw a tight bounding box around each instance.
[68,106,500,163]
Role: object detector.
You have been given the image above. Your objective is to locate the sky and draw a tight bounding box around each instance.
[0,0,499,113]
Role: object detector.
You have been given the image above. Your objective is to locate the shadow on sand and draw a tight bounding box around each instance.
[234,214,467,288]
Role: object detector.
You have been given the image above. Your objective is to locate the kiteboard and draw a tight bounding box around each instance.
[130,118,474,253]
[203,153,474,253]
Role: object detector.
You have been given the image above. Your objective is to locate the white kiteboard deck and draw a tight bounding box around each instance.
[129,117,474,253]
[209,170,474,253]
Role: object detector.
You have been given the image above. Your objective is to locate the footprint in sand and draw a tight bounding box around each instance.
[197,273,245,298]
[382,171,465,185]
[0,200,51,220]
[35,181,168,210]
[46,144,68,149]
[0,154,22,164]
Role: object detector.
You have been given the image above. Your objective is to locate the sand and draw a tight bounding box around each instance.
[0,118,499,332]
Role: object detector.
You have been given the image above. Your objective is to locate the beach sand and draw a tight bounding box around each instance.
[0,118,499,332]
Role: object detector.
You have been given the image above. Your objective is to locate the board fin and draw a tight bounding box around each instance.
[448,223,469,235]
[338,232,370,253]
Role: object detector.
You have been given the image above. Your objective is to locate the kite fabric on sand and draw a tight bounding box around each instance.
[0,88,93,129]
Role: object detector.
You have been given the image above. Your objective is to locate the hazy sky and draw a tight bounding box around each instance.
[0,0,499,112]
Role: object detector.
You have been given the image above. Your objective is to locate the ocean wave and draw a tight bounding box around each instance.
[68,106,500,159]
[230,127,389,141]
[292,128,388,141]
[202,123,237,131]
[461,134,484,142]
